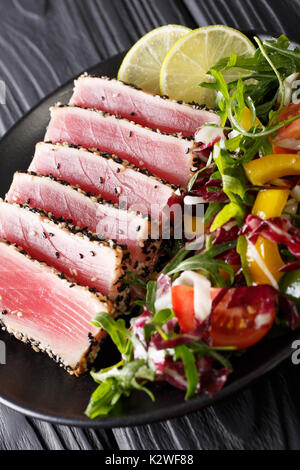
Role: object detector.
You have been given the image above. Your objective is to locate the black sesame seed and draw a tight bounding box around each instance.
[136,226,141,232]
[79,253,84,259]
[99,177,104,184]
[185,148,190,154]
[56,163,61,170]
[90,251,95,257]
[130,112,135,116]
[88,332,94,343]
[42,232,47,239]
[1,310,7,315]
[55,252,60,259]
[26,199,31,205]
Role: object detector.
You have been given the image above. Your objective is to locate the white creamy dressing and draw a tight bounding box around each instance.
[255,313,272,329]
[291,185,300,202]
[278,73,300,106]
[173,271,212,322]
[195,124,224,146]
[284,197,298,215]
[154,271,212,322]
[147,347,166,366]
[154,287,172,312]
[184,195,206,205]
[222,220,237,231]
[275,138,300,150]
[247,239,279,289]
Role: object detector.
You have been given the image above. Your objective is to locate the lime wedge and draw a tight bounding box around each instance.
[160,25,256,107]
[118,25,191,94]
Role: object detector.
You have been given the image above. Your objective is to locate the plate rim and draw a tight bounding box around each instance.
[0,339,294,428]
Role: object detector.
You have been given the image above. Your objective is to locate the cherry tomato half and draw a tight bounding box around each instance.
[171,285,195,333]
[273,102,300,153]
[210,288,276,349]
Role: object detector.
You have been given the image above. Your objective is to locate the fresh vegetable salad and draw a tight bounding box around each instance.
[86,30,300,419]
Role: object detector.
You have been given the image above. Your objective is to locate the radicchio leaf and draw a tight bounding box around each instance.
[244,215,300,258]
[150,318,211,350]
[191,179,228,203]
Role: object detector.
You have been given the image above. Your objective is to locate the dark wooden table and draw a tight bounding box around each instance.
[0,0,300,450]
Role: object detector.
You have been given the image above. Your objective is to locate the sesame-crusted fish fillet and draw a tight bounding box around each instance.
[29,142,184,220]
[6,172,161,277]
[45,105,202,187]
[0,201,131,311]
[69,75,221,137]
[0,238,114,375]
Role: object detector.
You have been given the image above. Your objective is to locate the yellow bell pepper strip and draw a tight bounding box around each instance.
[252,188,291,219]
[246,188,290,287]
[244,154,300,186]
[239,107,262,132]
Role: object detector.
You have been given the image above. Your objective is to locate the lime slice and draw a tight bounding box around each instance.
[118,25,191,94]
[160,25,256,107]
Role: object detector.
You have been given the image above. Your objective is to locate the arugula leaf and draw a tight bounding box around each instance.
[204,202,224,224]
[236,236,252,286]
[163,246,190,275]
[85,378,122,418]
[175,345,198,399]
[169,255,234,287]
[153,308,174,325]
[187,164,214,193]
[210,194,245,232]
[145,281,157,315]
[188,341,234,370]
[199,69,230,126]
[144,308,175,343]
[167,241,236,287]
[207,34,300,122]
[92,313,129,355]
[85,360,155,418]
[122,272,147,289]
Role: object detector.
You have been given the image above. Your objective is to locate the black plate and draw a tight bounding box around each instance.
[0,31,299,429]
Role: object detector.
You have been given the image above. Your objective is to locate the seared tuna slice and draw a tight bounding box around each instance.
[6,172,161,276]
[44,106,201,187]
[0,239,114,375]
[0,201,130,310]
[29,142,183,219]
[69,75,221,137]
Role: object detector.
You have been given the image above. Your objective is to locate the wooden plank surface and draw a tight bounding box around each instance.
[0,0,300,450]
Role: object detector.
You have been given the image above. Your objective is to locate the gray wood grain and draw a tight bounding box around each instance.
[0,0,300,450]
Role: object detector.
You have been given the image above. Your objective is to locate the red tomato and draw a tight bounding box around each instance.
[210,288,222,300]
[210,288,276,349]
[171,285,195,333]
[273,102,300,153]
[273,144,297,154]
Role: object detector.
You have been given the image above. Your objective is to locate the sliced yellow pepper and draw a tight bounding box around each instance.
[246,189,290,286]
[252,188,291,219]
[244,154,300,186]
[239,107,262,131]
